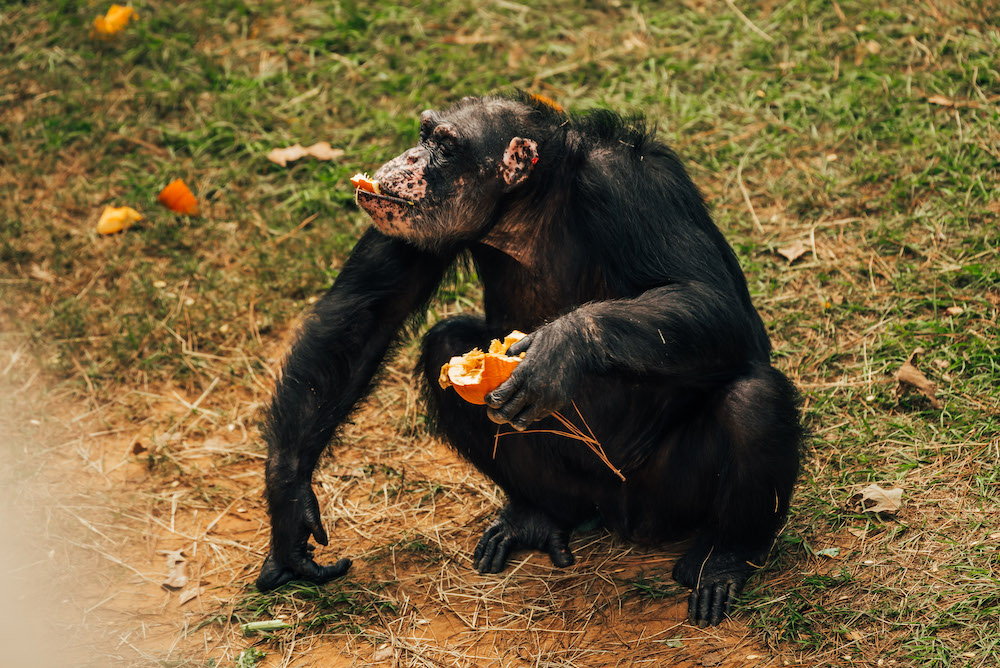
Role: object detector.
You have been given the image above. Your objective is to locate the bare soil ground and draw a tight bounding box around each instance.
[2,328,785,667]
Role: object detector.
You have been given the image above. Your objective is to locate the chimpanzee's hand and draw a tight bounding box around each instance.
[484,317,589,430]
[256,481,351,591]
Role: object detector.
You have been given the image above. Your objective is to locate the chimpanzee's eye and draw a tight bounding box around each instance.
[432,123,460,155]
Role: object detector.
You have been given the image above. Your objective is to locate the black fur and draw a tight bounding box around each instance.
[257,93,801,628]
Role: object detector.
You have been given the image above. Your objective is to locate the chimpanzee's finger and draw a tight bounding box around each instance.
[545,529,575,568]
[302,492,329,546]
[487,388,531,426]
[473,520,504,568]
[505,332,535,357]
[686,588,699,625]
[708,582,728,626]
[297,556,352,583]
[485,362,528,408]
[510,404,543,431]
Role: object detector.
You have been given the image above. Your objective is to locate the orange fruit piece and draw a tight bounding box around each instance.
[96,205,142,235]
[157,179,200,216]
[93,5,137,38]
[439,331,526,405]
[350,172,381,195]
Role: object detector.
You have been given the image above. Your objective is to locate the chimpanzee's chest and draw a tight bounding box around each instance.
[471,240,610,333]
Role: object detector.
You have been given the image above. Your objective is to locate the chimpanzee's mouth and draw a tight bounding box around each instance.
[354,187,415,207]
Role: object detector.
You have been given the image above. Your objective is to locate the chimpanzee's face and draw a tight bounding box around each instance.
[354,97,538,251]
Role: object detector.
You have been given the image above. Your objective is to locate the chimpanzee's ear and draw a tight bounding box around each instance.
[500,137,538,190]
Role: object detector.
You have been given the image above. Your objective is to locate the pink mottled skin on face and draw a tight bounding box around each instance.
[374,148,429,201]
[356,147,434,239]
[356,191,414,236]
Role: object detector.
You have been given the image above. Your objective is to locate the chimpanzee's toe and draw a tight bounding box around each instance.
[688,579,739,627]
[472,503,575,573]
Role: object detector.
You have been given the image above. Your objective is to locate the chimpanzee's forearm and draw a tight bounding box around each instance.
[263,229,451,494]
[566,282,771,381]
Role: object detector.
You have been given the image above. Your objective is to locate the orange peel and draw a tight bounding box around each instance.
[350,172,381,195]
[439,331,526,405]
[92,4,137,38]
[96,205,142,235]
[157,179,200,216]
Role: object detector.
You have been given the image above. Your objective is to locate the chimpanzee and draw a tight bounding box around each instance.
[256,92,801,627]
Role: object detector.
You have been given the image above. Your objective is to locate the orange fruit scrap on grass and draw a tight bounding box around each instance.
[350,172,381,195]
[96,205,142,235]
[92,4,138,38]
[439,331,526,405]
[157,179,200,216]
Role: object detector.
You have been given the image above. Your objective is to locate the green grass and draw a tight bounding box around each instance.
[2,1,999,666]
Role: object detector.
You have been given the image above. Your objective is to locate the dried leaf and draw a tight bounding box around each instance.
[442,29,499,45]
[927,94,954,107]
[700,651,725,667]
[895,358,941,407]
[161,550,189,590]
[29,263,56,284]
[373,645,394,662]
[852,484,903,514]
[303,141,343,161]
[267,142,344,167]
[776,240,810,263]
[178,584,206,606]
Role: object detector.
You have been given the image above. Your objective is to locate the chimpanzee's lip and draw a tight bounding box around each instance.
[354,188,415,207]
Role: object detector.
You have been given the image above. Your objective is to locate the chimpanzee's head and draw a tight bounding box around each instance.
[354,95,549,251]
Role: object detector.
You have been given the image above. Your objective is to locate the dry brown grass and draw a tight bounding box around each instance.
[2,327,787,667]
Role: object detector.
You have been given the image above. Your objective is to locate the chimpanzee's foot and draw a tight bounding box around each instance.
[256,542,352,592]
[672,542,762,627]
[473,503,575,573]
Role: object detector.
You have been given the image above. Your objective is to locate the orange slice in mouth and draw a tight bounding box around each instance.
[350,172,381,195]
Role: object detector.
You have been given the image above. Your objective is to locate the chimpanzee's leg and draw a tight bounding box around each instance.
[671,363,801,626]
[419,315,584,572]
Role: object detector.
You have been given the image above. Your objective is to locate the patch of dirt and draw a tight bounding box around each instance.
[0,331,789,667]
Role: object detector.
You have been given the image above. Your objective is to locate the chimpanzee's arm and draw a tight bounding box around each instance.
[258,228,452,590]
[486,281,766,430]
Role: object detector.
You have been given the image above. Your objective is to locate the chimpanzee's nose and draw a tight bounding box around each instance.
[404,147,423,165]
